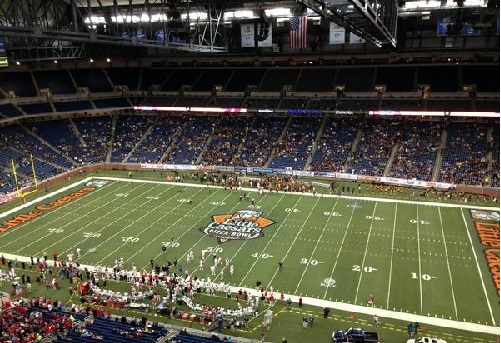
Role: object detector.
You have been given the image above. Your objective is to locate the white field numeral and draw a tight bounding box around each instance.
[411,272,435,281]
[352,265,378,272]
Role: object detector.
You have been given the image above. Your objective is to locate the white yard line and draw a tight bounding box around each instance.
[293,197,339,294]
[81,184,182,262]
[353,202,378,304]
[32,182,162,257]
[385,202,397,310]
[460,208,497,326]
[416,204,423,314]
[144,190,238,270]
[1,250,498,335]
[0,182,123,247]
[92,176,500,211]
[17,183,135,254]
[438,206,458,320]
[266,197,322,288]
[322,201,358,299]
[97,186,207,265]
[239,195,305,287]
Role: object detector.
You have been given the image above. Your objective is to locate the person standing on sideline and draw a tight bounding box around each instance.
[373,314,379,328]
[407,323,413,337]
[298,296,303,308]
[368,294,375,306]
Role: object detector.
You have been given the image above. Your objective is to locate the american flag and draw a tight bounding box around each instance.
[289,15,308,50]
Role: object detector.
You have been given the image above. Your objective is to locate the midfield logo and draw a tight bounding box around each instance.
[201,210,274,243]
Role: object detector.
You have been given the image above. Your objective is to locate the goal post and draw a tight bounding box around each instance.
[11,154,39,199]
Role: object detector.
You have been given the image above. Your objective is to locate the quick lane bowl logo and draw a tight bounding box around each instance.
[86,180,110,188]
[201,210,274,243]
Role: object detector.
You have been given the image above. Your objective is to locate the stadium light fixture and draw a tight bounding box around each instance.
[89,58,94,63]
[53,60,58,64]
[16,61,20,65]
[106,58,111,63]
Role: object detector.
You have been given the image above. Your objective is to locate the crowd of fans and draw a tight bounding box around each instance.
[111,116,155,162]
[0,115,497,194]
[439,122,489,185]
[389,121,442,181]
[351,119,401,176]
[310,117,359,172]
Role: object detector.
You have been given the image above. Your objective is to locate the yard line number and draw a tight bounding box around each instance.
[83,232,101,238]
[285,208,300,213]
[301,258,324,266]
[410,219,430,225]
[48,228,64,233]
[161,241,180,248]
[352,265,378,273]
[251,253,273,259]
[122,236,139,243]
[324,212,342,217]
[411,272,436,281]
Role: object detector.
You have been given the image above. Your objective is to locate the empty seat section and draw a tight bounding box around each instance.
[106,67,140,90]
[193,69,233,91]
[417,66,459,92]
[375,66,416,92]
[380,98,422,110]
[142,96,177,106]
[278,98,308,109]
[54,100,93,112]
[93,97,131,108]
[0,72,37,97]
[19,102,53,114]
[475,99,500,111]
[428,99,472,111]
[70,69,113,92]
[295,68,336,92]
[245,98,280,109]
[33,70,76,94]
[461,65,499,92]
[225,68,265,92]
[162,69,202,91]
[335,67,375,92]
[337,98,379,111]
[141,68,171,90]
[308,98,336,110]
[209,97,242,107]
[31,120,82,162]
[0,103,23,117]
[111,115,154,162]
[175,97,208,107]
[259,69,300,92]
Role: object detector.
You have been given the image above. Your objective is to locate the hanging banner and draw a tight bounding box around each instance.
[349,32,365,44]
[241,23,255,47]
[329,22,345,44]
[257,23,273,47]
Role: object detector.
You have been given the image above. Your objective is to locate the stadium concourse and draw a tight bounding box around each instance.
[0,177,499,338]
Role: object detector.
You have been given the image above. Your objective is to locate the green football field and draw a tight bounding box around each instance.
[0,176,499,332]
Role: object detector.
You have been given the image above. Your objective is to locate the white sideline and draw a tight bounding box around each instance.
[0,251,498,335]
[0,176,499,335]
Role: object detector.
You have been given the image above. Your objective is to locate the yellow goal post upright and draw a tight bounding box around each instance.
[11,153,39,200]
